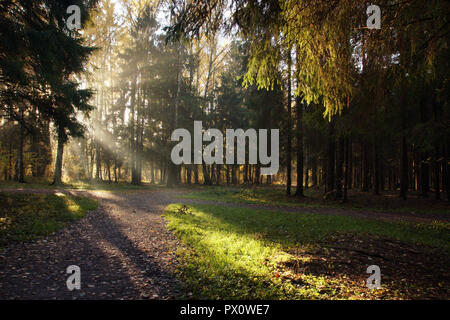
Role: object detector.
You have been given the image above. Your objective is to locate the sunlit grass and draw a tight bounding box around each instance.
[164,203,450,299]
[0,193,98,246]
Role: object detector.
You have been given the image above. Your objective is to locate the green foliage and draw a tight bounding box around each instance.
[0,0,97,137]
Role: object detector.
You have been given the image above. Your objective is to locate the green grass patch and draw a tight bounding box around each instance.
[179,186,450,215]
[0,193,98,246]
[0,180,161,192]
[164,203,450,299]
[179,186,317,206]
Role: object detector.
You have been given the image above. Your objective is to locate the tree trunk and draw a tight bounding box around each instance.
[400,136,408,200]
[444,144,450,202]
[8,141,13,181]
[96,143,102,181]
[286,48,292,196]
[194,164,199,184]
[53,129,65,185]
[187,165,192,185]
[312,157,318,187]
[15,117,25,183]
[343,138,350,202]
[433,146,440,200]
[295,94,304,197]
[335,136,344,199]
[326,119,335,193]
[243,163,248,183]
[362,141,370,192]
[130,76,138,185]
[202,163,212,185]
[420,153,429,197]
[304,156,309,190]
[216,164,221,185]
[348,139,353,189]
[373,142,380,195]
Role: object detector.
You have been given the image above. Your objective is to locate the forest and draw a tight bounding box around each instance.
[0,0,449,302]
[1,0,449,202]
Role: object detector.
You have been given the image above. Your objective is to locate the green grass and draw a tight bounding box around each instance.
[179,186,315,206]
[0,193,98,246]
[0,179,161,192]
[67,181,161,191]
[0,179,56,190]
[164,203,450,299]
[179,186,450,215]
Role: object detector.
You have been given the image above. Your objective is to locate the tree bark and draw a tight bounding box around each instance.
[286,48,292,196]
[53,129,65,185]
[343,138,350,202]
[326,119,335,193]
[348,139,353,189]
[373,142,380,195]
[335,136,344,199]
[362,141,370,192]
[15,116,25,183]
[444,144,450,202]
[420,153,429,197]
[295,94,304,197]
[433,145,440,200]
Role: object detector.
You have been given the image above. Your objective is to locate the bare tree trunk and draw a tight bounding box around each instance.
[194,164,199,184]
[8,141,13,180]
[373,142,380,195]
[304,156,309,190]
[95,143,101,181]
[348,139,353,189]
[362,141,370,192]
[130,76,137,185]
[53,129,65,185]
[286,48,292,196]
[343,138,350,202]
[216,164,221,185]
[326,119,335,193]
[243,164,248,184]
[312,157,318,187]
[335,136,344,199]
[15,114,25,183]
[295,94,303,197]
[167,45,183,187]
[444,144,450,202]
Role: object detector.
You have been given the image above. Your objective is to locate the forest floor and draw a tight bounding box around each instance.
[0,185,449,299]
[0,188,185,299]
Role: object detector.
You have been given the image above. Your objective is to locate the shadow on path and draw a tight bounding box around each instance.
[0,190,183,300]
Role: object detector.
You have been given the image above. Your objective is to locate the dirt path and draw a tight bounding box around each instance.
[0,189,185,300]
[175,198,450,224]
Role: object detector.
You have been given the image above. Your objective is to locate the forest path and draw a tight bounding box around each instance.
[175,198,450,224]
[0,187,447,299]
[0,188,185,300]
